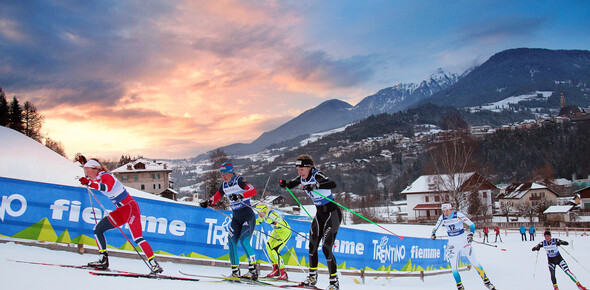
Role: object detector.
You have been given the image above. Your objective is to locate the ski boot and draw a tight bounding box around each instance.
[300,270,318,287]
[456,282,465,290]
[577,282,587,290]
[267,264,279,277]
[483,277,496,290]
[88,252,109,270]
[231,266,241,278]
[326,275,339,290]
[148,257,163,274]
[277,268,288,281]
[553,284,559,290]
[242,264,258,281]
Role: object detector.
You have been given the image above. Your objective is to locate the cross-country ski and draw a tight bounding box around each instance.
[89,271,200,281]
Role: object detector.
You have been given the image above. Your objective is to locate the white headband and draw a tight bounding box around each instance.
[441,203,452,210]
[83,159,101,169]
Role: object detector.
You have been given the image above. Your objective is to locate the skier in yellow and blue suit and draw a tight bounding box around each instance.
[255,203,292,280]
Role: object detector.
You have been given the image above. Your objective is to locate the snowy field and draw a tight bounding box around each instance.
[2,225,590,290]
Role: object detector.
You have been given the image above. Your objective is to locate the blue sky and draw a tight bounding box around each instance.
[1,0,589,159]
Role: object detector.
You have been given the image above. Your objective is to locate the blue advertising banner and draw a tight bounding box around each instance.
[0,177,454,271]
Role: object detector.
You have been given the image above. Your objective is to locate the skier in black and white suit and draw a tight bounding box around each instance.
[532,230,586,290]
[279,154,341,290]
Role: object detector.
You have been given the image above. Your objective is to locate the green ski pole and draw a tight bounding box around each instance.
[285,187,313,220]
[310,189,404,239]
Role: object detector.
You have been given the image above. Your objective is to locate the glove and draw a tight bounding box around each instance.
[467,233,473,243]
[279,179,287,188]
[431,233,436,240]
[303,183,317,192]
[229,193,244,201]
[532,245,540,251]
[200,199,211,208]
[79,177,92,186]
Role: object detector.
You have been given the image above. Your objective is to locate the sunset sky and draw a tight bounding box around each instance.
[1,1,589,160]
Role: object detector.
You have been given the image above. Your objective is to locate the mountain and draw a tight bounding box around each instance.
[424,48,590,107]
[216,99,356,156]
[213,69,461,157]
[353,68,460,116]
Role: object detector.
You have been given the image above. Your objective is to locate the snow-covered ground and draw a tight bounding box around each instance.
[2,226,590,290]
[467,91,553,112]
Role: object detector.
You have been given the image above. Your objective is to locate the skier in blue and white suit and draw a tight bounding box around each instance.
[432,203,496,290]
[200,162,258,280]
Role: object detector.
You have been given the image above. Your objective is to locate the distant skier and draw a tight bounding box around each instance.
[494,226,502,243]
[255,203,292,280]
[200,162,259,280]
[483,226,489,243]
[431,203,496,290]
[279,154,341,290]
[78,158,163,273]
[532,230,586,290]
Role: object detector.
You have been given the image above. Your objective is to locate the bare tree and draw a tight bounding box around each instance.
[22,101,44,142]
[530,162,555,187]
[499,201,513,222]
[45,138,67,158]
[426,132,490,214]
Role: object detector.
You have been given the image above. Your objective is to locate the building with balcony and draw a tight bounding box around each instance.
[112,158,175,200]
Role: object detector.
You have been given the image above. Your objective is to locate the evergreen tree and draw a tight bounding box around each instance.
[0,88,9,126]
[8,96,24,132]
[23,101,44,142]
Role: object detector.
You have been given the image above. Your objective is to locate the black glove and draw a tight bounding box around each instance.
[279,179,287,188]
[303,183,317,192]
[431,233,436,240]
[229,193,244,201]
[532,245,540,251]
[558,240,569,246]
[200,199,211,208]
[467,233,473,243]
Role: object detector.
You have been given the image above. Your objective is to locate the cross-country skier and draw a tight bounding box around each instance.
[79,158,163,273]
[431,203,495,290]
[279,154,341,290]
[200,162,259,280]
[532,230,586,290]
[255,203,292,280]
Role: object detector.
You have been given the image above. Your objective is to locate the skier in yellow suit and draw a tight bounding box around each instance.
[255,203,292,280]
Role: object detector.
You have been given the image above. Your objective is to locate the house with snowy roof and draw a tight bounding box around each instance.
[112,158,175,200]
[543,205,576,226]
[261,195,286,206]
[576,186,590,210]
[401,172,496,223]
[496,182,558,213]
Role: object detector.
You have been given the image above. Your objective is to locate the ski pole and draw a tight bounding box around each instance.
[310,189,404,239]
[533,250,539,280]
[260,174,272,201]
[82,185,152,271]
[285,187,313,220]
[206,206,281,241]
[473,240,497,247]
[560,245,590,274]
[239,200,309,240]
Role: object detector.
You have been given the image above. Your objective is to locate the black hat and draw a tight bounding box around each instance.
[544,230,551,236]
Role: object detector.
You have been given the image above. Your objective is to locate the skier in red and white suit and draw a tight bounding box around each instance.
[79,159,163,273]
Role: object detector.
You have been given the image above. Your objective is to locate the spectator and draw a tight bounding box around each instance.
[494,226,502,243]
[483,226,489,243]
[529,225,536,241]
[520,225,527,241]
